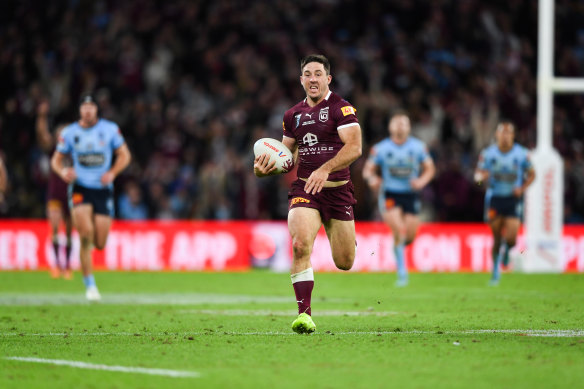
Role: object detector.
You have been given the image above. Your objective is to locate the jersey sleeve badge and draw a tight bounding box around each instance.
[341,106,356,116]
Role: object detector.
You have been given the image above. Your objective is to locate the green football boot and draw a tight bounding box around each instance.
[291,313,316,334]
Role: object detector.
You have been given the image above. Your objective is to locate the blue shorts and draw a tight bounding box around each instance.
[68,183,114,217]
[379,191,420,215]
[484,195,522,222]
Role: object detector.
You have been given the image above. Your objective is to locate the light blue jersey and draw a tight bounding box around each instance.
[56,119,125,189]
[370,137,431,193]
[477,143,533,197]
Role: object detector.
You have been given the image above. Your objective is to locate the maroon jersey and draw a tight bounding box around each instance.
[282,91,359,182]
[47,146,70,209]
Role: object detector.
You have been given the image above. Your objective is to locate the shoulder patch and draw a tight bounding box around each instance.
[341,106,356,116]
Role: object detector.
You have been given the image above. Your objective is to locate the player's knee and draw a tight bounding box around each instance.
[335,260,353,271]
[94,240,106,250]
[292,238,311,259]
[506,237,517,247]
[333,253,355,271]
[80,235,93,248]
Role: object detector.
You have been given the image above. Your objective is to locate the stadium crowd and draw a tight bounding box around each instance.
[0,0,583,222]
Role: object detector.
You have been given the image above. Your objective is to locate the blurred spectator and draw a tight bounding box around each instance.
[0,0,583,222]
[118,181,148,220]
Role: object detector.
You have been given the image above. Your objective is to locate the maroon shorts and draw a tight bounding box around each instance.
[288,179,356,221]
[47,172,69,213]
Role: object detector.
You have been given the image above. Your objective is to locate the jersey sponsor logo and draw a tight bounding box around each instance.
[389,166,413,177]
[78,152,106,167]
[493,172,518,182]
[341,106,356,116]
[385,198,395,209]
[319,107,329,122]
[302,120,315,126]
[299,145,334,155]
[291,197,310,205]
[305,113,313,119]
[72,193,84,205]
[303,133,318,146]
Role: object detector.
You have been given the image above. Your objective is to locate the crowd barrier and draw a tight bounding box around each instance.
[0,220,582,272]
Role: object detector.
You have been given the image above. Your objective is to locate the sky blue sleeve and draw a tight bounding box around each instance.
[371,145,383,165]
[418,141,430,163]
[477,149,488,170]
[110,125,125,149]
[522,149,533,171]
[55,127,72,154]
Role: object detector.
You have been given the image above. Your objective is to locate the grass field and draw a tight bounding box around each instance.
[0,271,582,389]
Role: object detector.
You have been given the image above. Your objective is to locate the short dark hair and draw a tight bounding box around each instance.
[79,94,98,108]
[300,54,330,75]
[497,120,515,132]
[389,110,409,123]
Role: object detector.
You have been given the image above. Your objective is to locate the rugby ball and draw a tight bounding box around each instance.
[253,138,294,173]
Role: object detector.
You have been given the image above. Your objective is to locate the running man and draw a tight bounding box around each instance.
[51,95,131,301]
[362,113,435,286]
[254,54,362,334]
[474,121,535,285]
[36,101,73,279]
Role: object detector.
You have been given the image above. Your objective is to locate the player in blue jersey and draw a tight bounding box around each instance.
[362,113,435,286]
[474,121,535,286]
[51,95,131,301]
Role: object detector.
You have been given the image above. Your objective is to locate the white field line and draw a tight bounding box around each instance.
[2,329,583,337]
[4,357,199,378]
[177,309,400,316]
[0,293,346,306]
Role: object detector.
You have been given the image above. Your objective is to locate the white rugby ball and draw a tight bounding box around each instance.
[253,138,294,173]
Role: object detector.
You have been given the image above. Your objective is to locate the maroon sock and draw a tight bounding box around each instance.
[65,244,72,269]
[292,281,314,315]
[52,242,61,269]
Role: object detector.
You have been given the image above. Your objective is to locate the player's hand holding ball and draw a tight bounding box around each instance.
[254,154,277,177]
[253,138,294,177]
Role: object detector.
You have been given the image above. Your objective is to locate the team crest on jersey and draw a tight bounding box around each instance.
[319,107,329,122]
[295,114,302,129]
[341,106,356,116]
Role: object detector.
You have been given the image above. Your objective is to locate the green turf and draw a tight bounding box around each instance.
[0,271,582,389]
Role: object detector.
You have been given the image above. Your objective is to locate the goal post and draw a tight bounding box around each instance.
[522,0,582,272]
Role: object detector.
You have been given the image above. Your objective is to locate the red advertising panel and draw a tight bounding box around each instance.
[0,220,251,271]
[0,220,582,272]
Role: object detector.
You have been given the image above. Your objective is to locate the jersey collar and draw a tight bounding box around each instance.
[304,90,332,104]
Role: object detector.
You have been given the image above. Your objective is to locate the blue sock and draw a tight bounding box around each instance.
[83,275,96,288]
[501,241,510,267]
[492,251,502,281]
[394,243,407,280]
